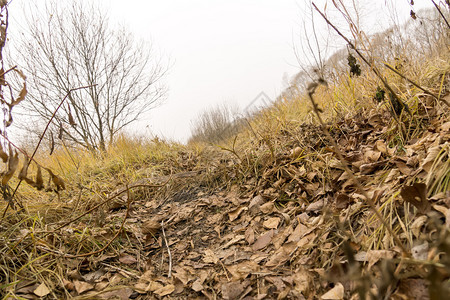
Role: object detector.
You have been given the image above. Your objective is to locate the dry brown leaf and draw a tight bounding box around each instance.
[366,250,395,269]
[35,164,44,190]
[266,242,296,267]
[291,146,303,159]
[33,282,51,297]
[226,261,259,280]
[395,160,412,176]
[260,202,275,214]
[18,154,29,180]
[192,279,204,292]
[221,281,244,300]
[263,217,280,229]
[400,183,429,214]
[245,227,255,244]
[288,223,309,243]
[145,281,164,292]
[411,215,428,238]
[74,280,94,294]
[321,282,344,299]
[252,229,274,251]
[154,284,175,296]
[11,82,27,107]
[335,193,353,209]
[45,168,66,191]
[364,149,381,162]
[49,131,55,155]
[0,143,8,163]
[375,140,387,153]
[68,104,77,127]
[421,145,441,173]
[432,204,450,227]
[119,254,137,265]
[99,288,133,300]
[203,249,219,264]
[228,206,247,221]
[2,149,19,186]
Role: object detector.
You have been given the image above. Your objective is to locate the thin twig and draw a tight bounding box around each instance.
[161,220,172,278]
[54,182,167,232]
[1,84,97,218]
[431,0,450,29]
[41,186,133,258]
[312,3,409,120]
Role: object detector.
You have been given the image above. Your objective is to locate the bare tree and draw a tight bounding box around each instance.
[15,1,167,151]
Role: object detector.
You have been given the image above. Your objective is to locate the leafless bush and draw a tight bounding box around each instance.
[189,103,242,144]
[14,1,168,151]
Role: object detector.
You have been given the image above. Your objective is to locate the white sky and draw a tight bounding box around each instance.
[7,0,434,143]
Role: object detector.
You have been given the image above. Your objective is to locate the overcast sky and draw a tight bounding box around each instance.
[8,0,433,143]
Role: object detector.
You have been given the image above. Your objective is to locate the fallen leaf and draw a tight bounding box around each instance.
[421,145,441,173]
[221,281,244,300]
[321,282,344,299]
[401,183,430,214]
[245,227,255,244]
[154,284,175,296]
[34,282,51,297]
[432,204,450,227]
[288,223,309,243]
[411,215,427,238]
[263,217,280,229]
[74,280,94,294]
[100,288,133,300]
[252,230,274,251]
[203,249,219,264]
[119,254,137,265]
[366,250,395,269]
[375,140,387,153]
[411,242,428,260]
[228,206,247,221]
[260,202,275,213]
[192,279,203,292]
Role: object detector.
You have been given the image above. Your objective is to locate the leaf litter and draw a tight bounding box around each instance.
[1,95,448,299]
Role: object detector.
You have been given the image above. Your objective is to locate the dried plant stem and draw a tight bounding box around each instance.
[161,220,172,278]
[42,190,133,258]
[311,3,409,118]
[54,182,166,232]
[383,63,449,107]
[307,83,409,256]
[431,0,450,29]
[1,84,96,218]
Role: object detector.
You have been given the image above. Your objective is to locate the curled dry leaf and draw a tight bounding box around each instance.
[321,282,344,299]
[18,153,29,180]
[11,82,27,107]
[58,122,63,139]
[0,143,8,163]
[45,168,66,191]
[49,131,55,155]
[68,104,76,127]
[35,164,44,190]
[2,149,19,186]
[5,111,12,127]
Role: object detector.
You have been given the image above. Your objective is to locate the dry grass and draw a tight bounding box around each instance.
[1,5,450,299]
